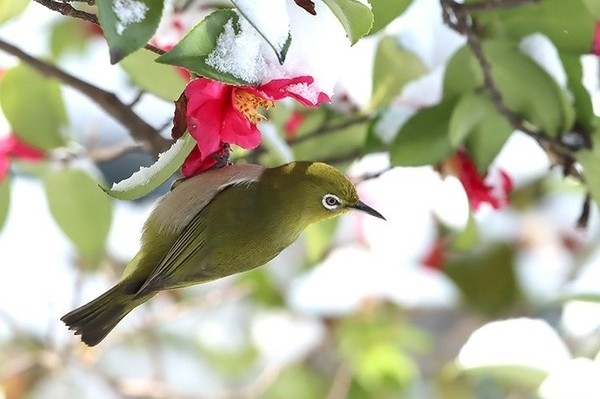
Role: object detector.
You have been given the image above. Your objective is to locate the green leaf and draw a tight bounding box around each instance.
[321,0,374,45]
[582,0,600,19]
[97,0,164,64]
[476,0,595,54]
[443,45,482,99]
[560,53,595,131]
[453,99,513,175]
[156,10,249,85]
[369,0,412,35]
[263,365,328,399]
[0,0,29,25]
[391,99,455,166]
[445,41,575,137]
[103,133,195,200]
[370,36,427,110]
[44,168,113,266]
[231,0,291,64]
[450,213,481,252]
[120,49,187,101]
[449,93,494,146]
[444,243,518,316]
[483,40,575,136]
[50,19,91,59]
[0,178,10,233]
[464,110,512,174]
[355,343,418,390]
[0,64,67,150]
[576,136,600,207]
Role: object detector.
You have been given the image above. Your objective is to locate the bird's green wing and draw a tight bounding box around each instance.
[134,182,255,297]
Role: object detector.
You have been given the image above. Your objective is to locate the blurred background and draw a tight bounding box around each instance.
[2,0,600,398]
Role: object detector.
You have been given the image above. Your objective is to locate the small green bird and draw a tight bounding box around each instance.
[61,161,384,346]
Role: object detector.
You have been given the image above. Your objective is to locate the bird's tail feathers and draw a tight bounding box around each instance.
[61,283,142,347]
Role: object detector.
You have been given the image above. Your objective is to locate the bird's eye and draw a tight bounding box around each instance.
[322,194,341,210]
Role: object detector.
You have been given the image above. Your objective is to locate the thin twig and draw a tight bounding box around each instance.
[0,39,171,156]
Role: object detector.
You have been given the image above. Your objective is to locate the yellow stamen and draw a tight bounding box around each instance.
[233,89,275,124]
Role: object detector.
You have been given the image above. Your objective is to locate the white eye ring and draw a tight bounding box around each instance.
[322,194,341,210]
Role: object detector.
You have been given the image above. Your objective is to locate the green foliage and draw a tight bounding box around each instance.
[321,0,374,45]
[0,64,67,150]
[560,53,595,131]
[303,218,339,264]
[582,0,600,18]
[262,364,328,399]
[49,19,91,59]
[0,177,9,233]
[102,133,195,201]
[443,45,482,99]
[289,109,369,163]
[231,0,291,64]
[44,167,113,267]
[199,344,259,377]
[444,244,518,317]
[337,313,428,394]
[475,0,595,53]
[576,137,600,207]
[449,213,481,252]
[157,10,249,85]
[484,40,574,136]
[370,36,427,110]
[391,99,455,166]
[0,0,29,25]
[120,49,188,101]
[369,0,412,35]
[449,93,512,173]
[97,0,164,63]
[444,41,575,137]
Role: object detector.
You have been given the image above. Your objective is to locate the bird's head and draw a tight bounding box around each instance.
[274,162,386,223]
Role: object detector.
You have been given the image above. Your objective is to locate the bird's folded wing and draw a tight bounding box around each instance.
[135,207,209,296]
[135,172,261,297]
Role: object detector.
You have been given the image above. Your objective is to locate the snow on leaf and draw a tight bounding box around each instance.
[232,0,292,64]
[103,133,195,200]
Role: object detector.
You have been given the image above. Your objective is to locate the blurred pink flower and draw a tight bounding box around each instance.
[0,134,45,181]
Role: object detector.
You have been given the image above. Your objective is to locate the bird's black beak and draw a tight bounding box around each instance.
[351,201,386,220]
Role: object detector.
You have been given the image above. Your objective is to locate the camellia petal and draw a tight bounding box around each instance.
[181,75,330,177]
[181,146,217,177]
[254,75,331,106]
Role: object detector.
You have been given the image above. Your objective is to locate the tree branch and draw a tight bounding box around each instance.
[0,39,171,156]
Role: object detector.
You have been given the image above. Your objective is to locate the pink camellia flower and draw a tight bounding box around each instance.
[593,21,600,55]
[447,149,513,211]
[181,75,329,176]
[0,134,45,181]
